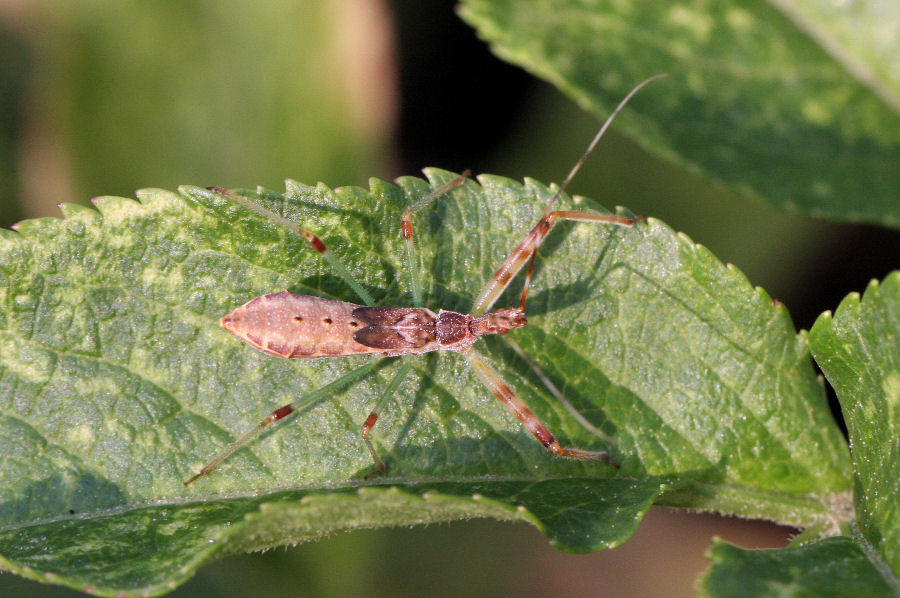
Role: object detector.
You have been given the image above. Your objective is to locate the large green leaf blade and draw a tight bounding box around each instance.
[702,272,900,598]
[459,0,900,226]
[0,173,849,594]
[808,273,900,587]
[0,481,662,596]
[701,537,897,598]
[771,1,900,105]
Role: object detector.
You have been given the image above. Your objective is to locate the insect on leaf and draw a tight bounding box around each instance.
[0,172,849,595]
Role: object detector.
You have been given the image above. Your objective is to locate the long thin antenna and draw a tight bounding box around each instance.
[543,73,668,216]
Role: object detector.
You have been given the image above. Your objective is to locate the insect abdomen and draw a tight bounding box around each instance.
[220,291,384,358]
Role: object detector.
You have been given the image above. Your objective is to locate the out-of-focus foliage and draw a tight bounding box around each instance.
[461,0,900,227]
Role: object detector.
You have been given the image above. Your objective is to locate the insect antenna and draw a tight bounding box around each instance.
[541,73,668,217]
[514,73,668,312]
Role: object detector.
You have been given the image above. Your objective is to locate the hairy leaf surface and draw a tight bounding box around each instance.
[0,173,849,594]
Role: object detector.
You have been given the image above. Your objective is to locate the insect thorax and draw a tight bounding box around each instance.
[470,308,527,337]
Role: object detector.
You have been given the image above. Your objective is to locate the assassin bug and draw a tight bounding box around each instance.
[185,74,665,485]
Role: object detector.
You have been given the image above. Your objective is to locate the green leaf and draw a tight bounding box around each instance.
[698,273,900,596]
[701,537,898,598]
[807,273,900,589]
[459,0,900,226]
[0,173,849,594]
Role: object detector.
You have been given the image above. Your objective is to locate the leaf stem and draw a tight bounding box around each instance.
[849,518,900,595]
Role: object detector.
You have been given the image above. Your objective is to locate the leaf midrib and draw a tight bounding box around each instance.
[849,518,900,595]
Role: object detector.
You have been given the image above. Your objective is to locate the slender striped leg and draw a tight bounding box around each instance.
[472,209,642,316]
[357,173,469,477]
[359,359,414,479]
[470,75,667,316]
[400,171,470,308]
[207,186,375,306]
[503,336,617,459]
[185,360,380,485]
[465,349,612,464]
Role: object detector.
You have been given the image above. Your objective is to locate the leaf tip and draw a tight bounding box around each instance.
[421,167,469,189]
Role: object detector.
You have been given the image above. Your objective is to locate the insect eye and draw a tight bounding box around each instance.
[293,316,303,322]
[323,317,333,324]
[349,321,359,327]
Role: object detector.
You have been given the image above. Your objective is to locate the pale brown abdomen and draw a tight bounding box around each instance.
[220,291,385,358]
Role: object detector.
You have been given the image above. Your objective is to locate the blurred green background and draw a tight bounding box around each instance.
[1,1,896,596]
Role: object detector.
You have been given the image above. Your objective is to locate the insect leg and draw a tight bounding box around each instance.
[502,335,615,446]
[207,187,375,306]
[400,171,470,307]
[472,208,641,316]
[184,359,380,486]
[471,73,666,316]
[465,349,613,464]
[360,359,413,479]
